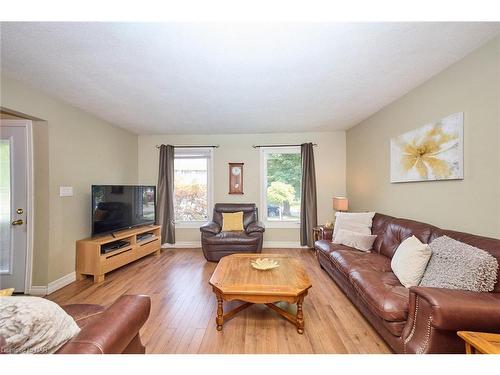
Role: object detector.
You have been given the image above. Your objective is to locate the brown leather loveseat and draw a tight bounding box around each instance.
[200,203,265,262]
[315,213,500,354]
[56,294,151,354]
[0,295,151,354]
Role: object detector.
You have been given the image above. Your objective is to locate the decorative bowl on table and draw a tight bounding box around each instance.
[250,258,279,270]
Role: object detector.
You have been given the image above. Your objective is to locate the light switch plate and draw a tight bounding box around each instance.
[59,186,73,197]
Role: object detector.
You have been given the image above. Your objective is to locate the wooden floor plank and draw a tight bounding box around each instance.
[47,248,391,354]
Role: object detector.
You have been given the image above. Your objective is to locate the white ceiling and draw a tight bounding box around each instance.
[1,22,499,134]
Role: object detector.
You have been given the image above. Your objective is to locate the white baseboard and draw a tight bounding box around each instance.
[29,271,76,296]
[47,271,76,295]
[29,286,48,296]
[162,241,308,249]
[263,241,309,249]
[162,241,201,248]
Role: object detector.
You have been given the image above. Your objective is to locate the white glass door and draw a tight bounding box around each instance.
[0,120,28,292]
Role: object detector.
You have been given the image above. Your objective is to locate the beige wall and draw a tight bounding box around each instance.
[346,36,500,238]
[138,132,346,243]
[1,76,138,284]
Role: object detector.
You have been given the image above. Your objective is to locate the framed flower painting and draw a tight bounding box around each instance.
[390,112,464,183]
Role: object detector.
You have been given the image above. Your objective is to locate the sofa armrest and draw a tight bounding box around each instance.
[200,222,221,235]
[57,295,151,354]
[402,287,500,353]
[409,286,500,332]
[246,221,265,234]
[319,227,333,241]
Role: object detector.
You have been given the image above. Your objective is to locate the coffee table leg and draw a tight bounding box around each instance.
[216,293,224,331]
[296,295,304,334]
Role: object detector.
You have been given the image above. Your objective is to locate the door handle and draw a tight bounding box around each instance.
[11,219,24,226]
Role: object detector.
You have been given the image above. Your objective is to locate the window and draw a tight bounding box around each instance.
[261,147,301,226]
[174,148,213,226]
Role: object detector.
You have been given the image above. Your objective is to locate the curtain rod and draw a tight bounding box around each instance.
[156,144,219,149]
[252,143,318,148]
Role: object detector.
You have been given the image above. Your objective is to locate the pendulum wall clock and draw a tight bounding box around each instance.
[228,162,244,194]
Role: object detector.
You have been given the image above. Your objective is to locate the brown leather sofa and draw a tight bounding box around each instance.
[200,203,265,262]
[315,213,500,354]
[1,295,151,354]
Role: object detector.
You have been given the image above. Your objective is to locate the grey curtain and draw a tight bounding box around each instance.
[300,143,318,247]
[157,144,175,244]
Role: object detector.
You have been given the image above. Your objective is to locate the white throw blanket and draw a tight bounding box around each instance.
[0,296,80,354]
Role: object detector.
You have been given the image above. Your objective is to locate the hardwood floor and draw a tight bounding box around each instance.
[47,248,391,354]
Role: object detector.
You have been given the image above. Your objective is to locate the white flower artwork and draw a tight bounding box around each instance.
[390,112,464,183]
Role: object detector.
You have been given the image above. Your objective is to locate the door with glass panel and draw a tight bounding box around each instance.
[0,120,28,292]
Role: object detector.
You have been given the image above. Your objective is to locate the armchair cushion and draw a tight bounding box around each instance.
[410,286,500,332]
[204,231,260,245]
[246,221,265,234]
[200,222,221,235]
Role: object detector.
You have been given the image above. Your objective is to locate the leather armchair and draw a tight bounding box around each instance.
[200,203,265,262]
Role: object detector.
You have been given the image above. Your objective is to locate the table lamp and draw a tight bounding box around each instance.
[333,196,349,212]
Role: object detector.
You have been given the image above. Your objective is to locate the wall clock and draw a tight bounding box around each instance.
[229,162,244,194]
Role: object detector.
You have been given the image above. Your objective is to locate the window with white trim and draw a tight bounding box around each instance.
[260,147,301,226]
[174,148,213,226]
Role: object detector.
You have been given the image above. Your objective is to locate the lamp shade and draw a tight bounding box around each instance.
[333,197,349,211]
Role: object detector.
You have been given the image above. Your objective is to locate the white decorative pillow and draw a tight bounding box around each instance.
[332,212,376,243]
[0,296,80,354]
[333,229,377,252]
[391,236,432,288]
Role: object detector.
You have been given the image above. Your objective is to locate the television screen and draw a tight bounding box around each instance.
[91,185,156,236]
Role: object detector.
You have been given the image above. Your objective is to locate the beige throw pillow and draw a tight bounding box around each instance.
[333,229,377,252]
[221,211,244,231]
[0,296,80,354]
[391,236,432,288]
[0,288,15,296]
[332,212,376,243]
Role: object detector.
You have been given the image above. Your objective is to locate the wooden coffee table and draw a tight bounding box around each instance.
[209,253,312,334]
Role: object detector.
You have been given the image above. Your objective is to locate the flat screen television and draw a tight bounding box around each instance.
[91,185,156,236]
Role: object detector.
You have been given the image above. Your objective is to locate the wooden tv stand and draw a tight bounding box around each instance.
[76,225,161,283]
